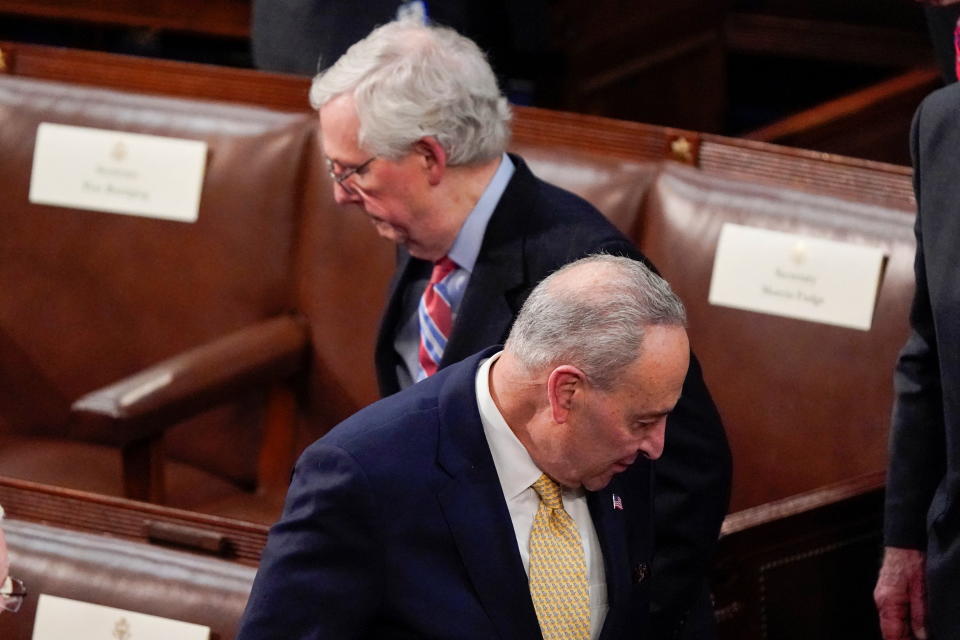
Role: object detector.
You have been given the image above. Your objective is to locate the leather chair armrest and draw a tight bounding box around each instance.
[69,314,310,447]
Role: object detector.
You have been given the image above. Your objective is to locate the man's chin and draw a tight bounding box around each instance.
[369,219,408,244]
[582,474,615,492]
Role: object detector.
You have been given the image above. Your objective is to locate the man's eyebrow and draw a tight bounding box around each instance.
[636,405,678,420]
[326,156,365,169]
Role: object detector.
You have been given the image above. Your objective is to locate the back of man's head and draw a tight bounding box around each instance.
[504,255,688,391]
[309,18,511,166]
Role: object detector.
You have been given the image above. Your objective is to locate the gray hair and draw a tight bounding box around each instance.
[504,255,687,390]
[309,19,511,165]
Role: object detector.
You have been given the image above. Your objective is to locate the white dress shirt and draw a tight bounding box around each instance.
[474,352,608,639]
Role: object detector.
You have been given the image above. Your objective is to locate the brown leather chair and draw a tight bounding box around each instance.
[0,74,315,517]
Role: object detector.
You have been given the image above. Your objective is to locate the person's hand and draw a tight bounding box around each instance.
[874,547,927,639]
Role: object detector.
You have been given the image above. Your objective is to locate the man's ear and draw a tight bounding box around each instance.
[412,137,447,185]
[546,365,586,424]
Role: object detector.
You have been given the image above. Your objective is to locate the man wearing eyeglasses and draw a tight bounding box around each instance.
[310,18,730,640]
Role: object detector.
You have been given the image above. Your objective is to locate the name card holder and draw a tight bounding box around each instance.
[29,123,207,223]
[708,223,886,331]
[32,594,210,640]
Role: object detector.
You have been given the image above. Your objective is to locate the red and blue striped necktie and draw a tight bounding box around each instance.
[417,256,458,379]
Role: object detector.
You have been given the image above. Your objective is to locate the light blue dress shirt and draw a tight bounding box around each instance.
[393,154,515,388]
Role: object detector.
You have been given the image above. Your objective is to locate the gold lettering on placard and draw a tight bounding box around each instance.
[113,617,131,640]
[757,242,824,307]
[791,240,808,265]
[79,142,149,202]
[774,267,817,285]
[111,141,128,162]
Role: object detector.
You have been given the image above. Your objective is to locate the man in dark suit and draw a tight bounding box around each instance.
[874,82,960,640]
[238,255,691,639]
[310,19,730,638]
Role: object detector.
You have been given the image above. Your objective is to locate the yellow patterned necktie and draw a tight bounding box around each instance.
[528,473,591,640]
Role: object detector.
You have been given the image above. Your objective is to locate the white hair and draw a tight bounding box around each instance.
[505,255,687,390]
[309,18,512,165]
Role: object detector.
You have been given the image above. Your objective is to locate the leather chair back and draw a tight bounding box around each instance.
[0,75,315,498]
[638,161,915,510]
[0,518,256,640]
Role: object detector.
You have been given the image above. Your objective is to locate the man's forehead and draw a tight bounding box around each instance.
[318,95,363,158]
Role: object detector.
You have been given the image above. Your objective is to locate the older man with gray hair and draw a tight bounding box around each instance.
[311,18,730,639]
[238,255,691,639]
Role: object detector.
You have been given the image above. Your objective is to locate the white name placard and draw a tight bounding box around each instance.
[32,594,210,640]
[708,223,886,331]
[29,122,207,222]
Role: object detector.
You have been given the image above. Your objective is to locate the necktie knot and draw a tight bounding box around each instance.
[532,474,563,511]
[430,256,457,284]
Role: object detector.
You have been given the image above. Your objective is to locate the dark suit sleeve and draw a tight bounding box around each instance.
[237,444,383,639]
[884,97,947,550]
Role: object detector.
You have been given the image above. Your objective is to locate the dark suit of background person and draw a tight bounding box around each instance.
[918,0,960,83]
[877,82,960,640]
[251,0,555,105]
[375,156,732,638]
[237,348,655,640]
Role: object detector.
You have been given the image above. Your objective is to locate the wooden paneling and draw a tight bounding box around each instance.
[726,13,931,67]
[0,0,250,38]
[0,476,268,564]
[551,0,727,131]
[714,473,885,639]
[744,67,941,165]
[0,41,306,109]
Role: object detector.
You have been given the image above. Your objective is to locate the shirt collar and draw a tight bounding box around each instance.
[446,153,514,273]
[475,350,543,501]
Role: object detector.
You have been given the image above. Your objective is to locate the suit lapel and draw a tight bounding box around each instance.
[589,479,632,611]
[441,158,539,367]
[375,251,424,395]
[435,351,542,639]
[591,463,653,640]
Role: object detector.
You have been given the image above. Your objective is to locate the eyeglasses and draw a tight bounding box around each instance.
[0,576,26,613]
[326,156,377,193]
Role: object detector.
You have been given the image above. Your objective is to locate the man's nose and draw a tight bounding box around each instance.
[332,181,362,205]
[638,419,667,461]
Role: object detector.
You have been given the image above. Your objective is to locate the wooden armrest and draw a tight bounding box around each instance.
[720,470,886,537]
[69,314,310,446]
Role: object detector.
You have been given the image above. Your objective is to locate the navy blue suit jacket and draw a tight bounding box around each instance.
[237,349,653,639]
[375,156,731,636]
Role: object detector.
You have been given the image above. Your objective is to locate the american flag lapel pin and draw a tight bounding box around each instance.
[612,494,623,511]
